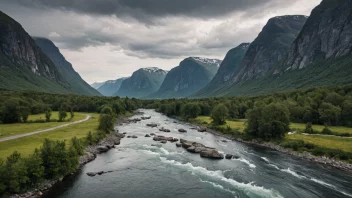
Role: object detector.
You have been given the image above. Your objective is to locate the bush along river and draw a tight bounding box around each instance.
[43,109,352,198]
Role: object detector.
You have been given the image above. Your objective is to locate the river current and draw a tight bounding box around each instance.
[44,109,352,198]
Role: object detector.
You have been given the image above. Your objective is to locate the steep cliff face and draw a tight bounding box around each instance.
[115,67,167,98]
[194,43,250,97]
[90,82,105,89]
[232,15,307,83]
[0,11,71,93]
[221,1,352,97]
[97,77,126,96]
[284,0,352,70]
[34,37,101,96]
[148,57,221,99]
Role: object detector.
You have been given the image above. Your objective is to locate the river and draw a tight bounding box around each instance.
[44,109,352,198]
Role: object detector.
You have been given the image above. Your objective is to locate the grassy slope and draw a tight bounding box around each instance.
[0,112,87,138]
[0,113,100,159]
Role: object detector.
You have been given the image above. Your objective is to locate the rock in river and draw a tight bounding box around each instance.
[200,149,224,159]
[178,129,187,133]
[225,154,233,159]
[145,134,151,137]
[176,143,182,147]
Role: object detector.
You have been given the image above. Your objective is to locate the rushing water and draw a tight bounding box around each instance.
[44,109,352,198]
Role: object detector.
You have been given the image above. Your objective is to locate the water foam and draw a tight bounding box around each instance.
[281,168,306,179]
[160,157,282,198]
[160,148,170,155]
[269,164,280,170]
[233,158,256,169]
[261,157,269,162]
[199,179,238,196]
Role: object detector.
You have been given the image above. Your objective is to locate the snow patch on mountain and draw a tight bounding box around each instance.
[192,57,222,67]
[142,67,168,74]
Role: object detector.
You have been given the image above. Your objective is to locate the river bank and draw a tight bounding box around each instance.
[11,114,134,198]
[176,116,352,173]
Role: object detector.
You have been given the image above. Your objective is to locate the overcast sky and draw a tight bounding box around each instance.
[0,0,321,84]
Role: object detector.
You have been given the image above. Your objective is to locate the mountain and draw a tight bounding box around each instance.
[90,82,105,89]
[149,57,221,99]
[283,0,352,70]
[0,11,72,93]
[97,77,127,96]
[193,43,250,98]
[222,1,352,96]
[115,67,168,98]
[232,15,307,83]
[34,37,101,96]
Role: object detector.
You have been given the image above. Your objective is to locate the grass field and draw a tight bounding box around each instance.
[194,116,352,135]
[194,116,246,132]
[286,134,352,153]
[0,112,88,138]
[290,123,352,135]
[0,113,100,159]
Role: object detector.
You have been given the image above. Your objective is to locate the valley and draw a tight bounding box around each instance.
[0,0,352,197]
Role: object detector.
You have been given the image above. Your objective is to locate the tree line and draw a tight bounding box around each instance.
[144,84,352,139]
[0,91,141,124]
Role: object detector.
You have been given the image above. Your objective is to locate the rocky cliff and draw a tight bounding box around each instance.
[97,77,126,96]
[34,37,101,96]
[284,0,352,70]
[148,57,221,99]
[0,11,71,93]
[232,15,307,83]
[115,67,167,98]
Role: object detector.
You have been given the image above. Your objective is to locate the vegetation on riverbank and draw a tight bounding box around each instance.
[146,84,352,163]
[0,91,140,196]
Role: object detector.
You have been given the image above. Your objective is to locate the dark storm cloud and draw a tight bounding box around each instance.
[10,0,285,22]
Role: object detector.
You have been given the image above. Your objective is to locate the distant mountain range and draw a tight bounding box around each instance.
[115,67,168,98]
[1,0,352,98]
[147,57,221,99]
[96,78,127,96]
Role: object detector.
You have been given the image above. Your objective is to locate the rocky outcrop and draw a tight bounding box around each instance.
[0,11,72,93]
[284,0,352,70]
[179,139,223,159]
[232,15,307,83]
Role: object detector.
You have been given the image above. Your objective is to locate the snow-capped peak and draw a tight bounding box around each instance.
[142,67,167,74]
[192,57,222,67]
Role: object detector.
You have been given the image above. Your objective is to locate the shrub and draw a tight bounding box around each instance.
[321,126,333,135]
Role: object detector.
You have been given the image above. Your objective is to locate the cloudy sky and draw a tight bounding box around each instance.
[0,0,321,84]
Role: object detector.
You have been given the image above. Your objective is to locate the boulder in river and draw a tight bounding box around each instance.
[225,154,233,159]
[197,127,207,132]
[146,123,158,127]
[176,143,182,147]
[127,136,132,138]
[141,116,151,120]
[153,135,167,141]
[132,135,138,138]
[145,134,151,137]
[178,129,187,133]
[150,133,156,136]
[160,140,167,144]
[200,149,224,159]
[159,127,171,132]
